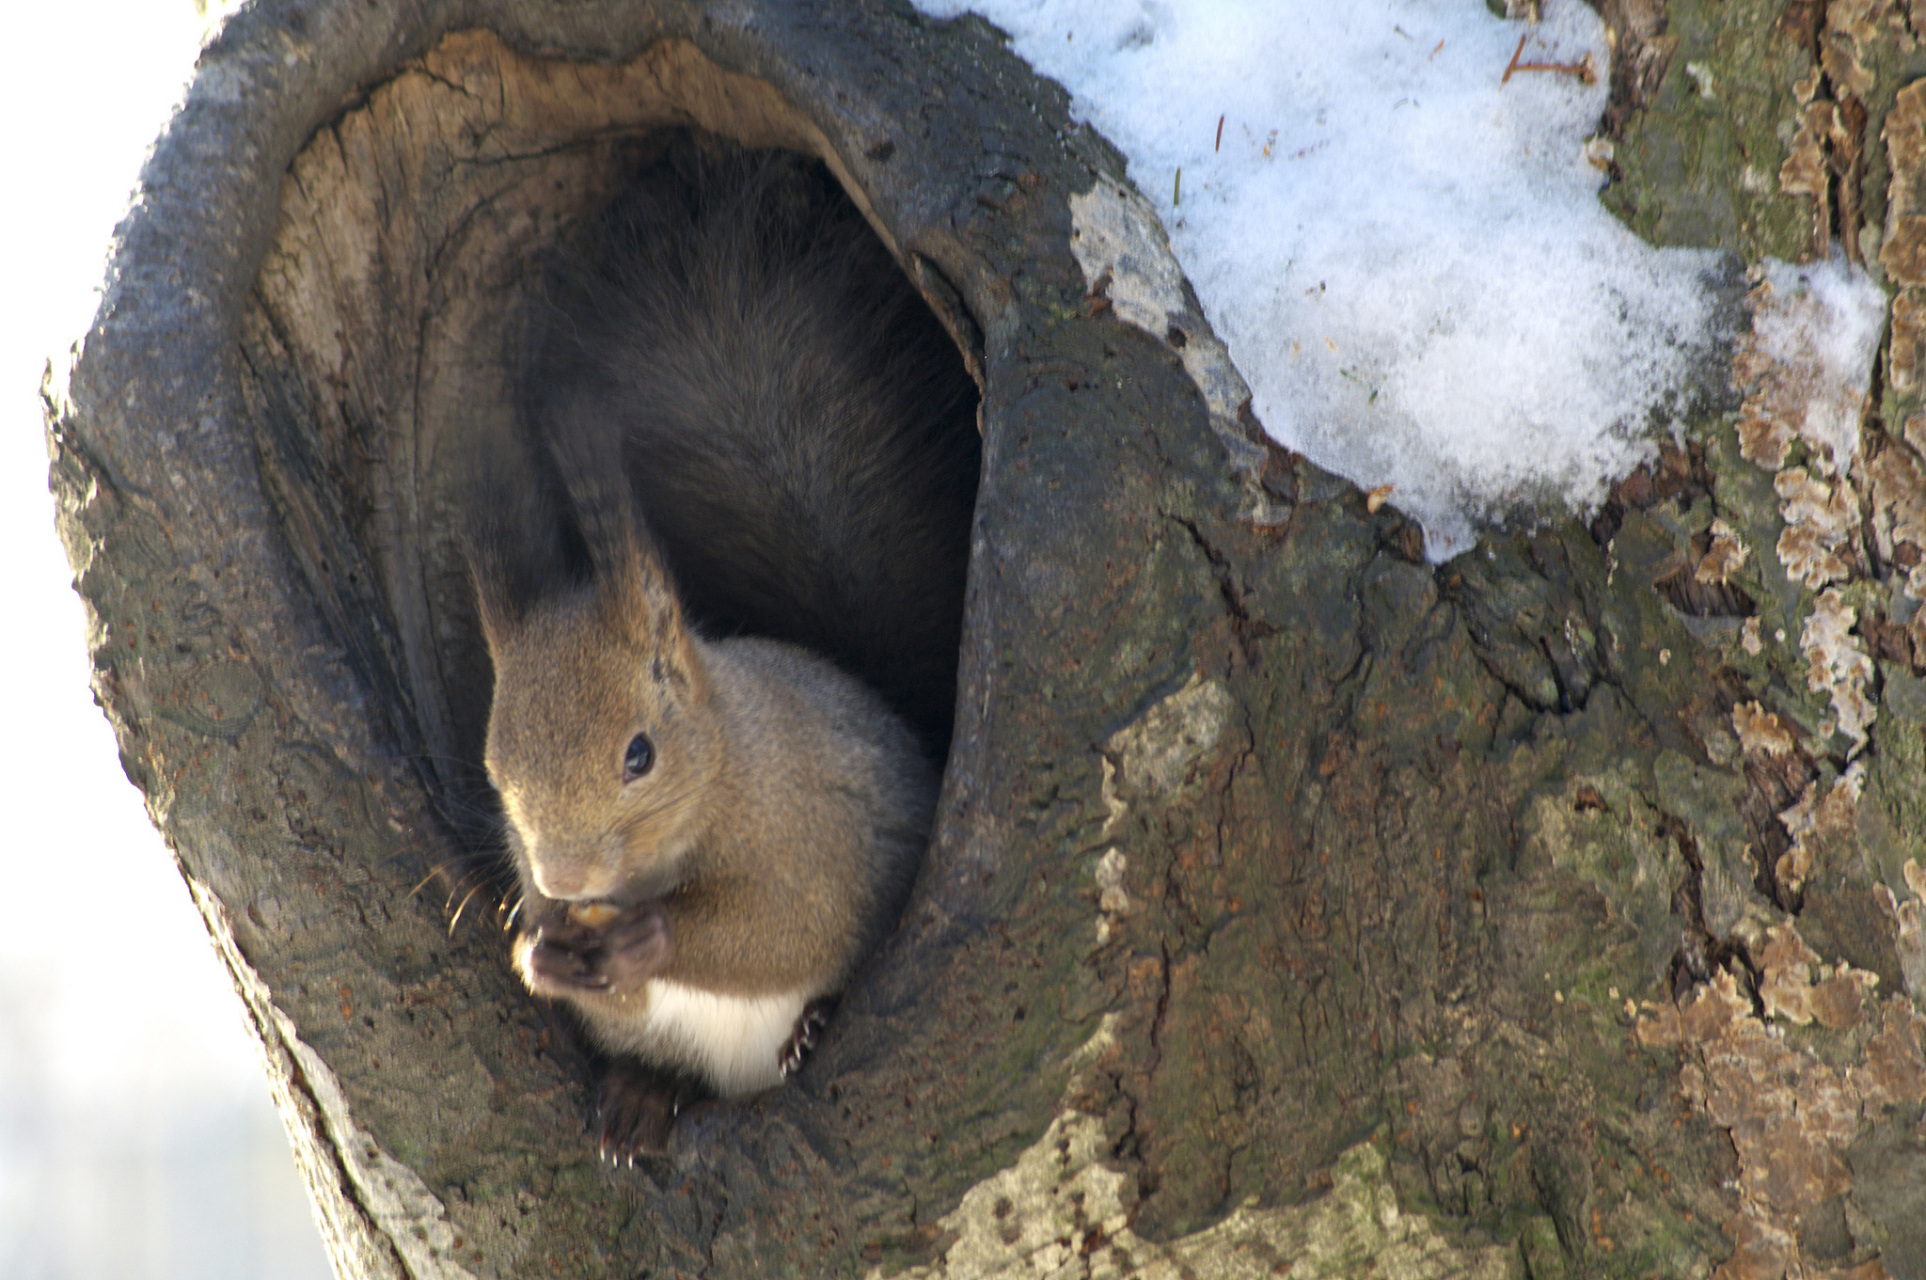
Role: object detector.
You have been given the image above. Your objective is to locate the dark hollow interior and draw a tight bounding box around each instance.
[235,36,984,890]
[507,131,982,760]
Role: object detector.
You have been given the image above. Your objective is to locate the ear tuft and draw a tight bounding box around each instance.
[535,392,692,664]
[460,423,585,645]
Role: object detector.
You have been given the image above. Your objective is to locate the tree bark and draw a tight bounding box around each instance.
[44,0,1926,1277]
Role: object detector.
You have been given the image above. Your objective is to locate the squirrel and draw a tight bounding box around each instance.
[461,135,979,1161]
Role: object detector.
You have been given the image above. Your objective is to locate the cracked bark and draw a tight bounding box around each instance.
[43,0,1926,1277]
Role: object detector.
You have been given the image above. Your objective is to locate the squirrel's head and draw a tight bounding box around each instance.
[474,524,720,906]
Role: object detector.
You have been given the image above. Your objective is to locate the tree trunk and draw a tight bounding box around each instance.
[45,0,1926,1276]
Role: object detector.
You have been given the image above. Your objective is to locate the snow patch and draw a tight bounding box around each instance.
[918,0,1731,557]
[1737,255,1888,477]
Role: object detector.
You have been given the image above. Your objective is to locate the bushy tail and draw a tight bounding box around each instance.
[519,133,981,751]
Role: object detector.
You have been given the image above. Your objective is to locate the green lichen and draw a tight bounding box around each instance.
[1601,0,1813,260]
[1862,688,1926,890]
[1524,771,1681,983]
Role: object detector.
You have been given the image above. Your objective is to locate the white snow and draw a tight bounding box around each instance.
[915,0,1737,557]
[1,2,334,1275]
[1749,253,1889,478]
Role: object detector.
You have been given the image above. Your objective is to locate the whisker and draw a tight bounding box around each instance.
[411,861,464,898]
[449,881,490,934]
[441,866,491,913]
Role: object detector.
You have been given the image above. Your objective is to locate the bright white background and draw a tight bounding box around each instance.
[0,1,334,1274]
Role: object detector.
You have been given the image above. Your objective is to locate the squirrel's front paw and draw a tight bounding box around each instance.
[522,903,671,996]
[595,903,675,991]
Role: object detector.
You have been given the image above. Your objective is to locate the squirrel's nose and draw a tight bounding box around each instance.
[528,852,616,902]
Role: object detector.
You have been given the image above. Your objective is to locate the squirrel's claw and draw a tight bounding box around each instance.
[777,997,836,1079]
[594,1060,689,1165]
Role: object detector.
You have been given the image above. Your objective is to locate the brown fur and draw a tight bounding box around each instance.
[483,565,933,1002]
[461,134,962,1131]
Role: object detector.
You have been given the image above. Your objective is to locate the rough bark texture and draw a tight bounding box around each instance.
[42,0,1926,1277]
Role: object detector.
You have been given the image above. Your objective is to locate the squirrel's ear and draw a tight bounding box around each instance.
[602,517,678,636]
[539,396,702,678]
[602,527,709,696]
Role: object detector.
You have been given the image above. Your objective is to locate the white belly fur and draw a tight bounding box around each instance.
[604,981,811,1097]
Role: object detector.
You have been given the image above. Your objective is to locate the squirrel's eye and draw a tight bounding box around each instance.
[623,733,654,781]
